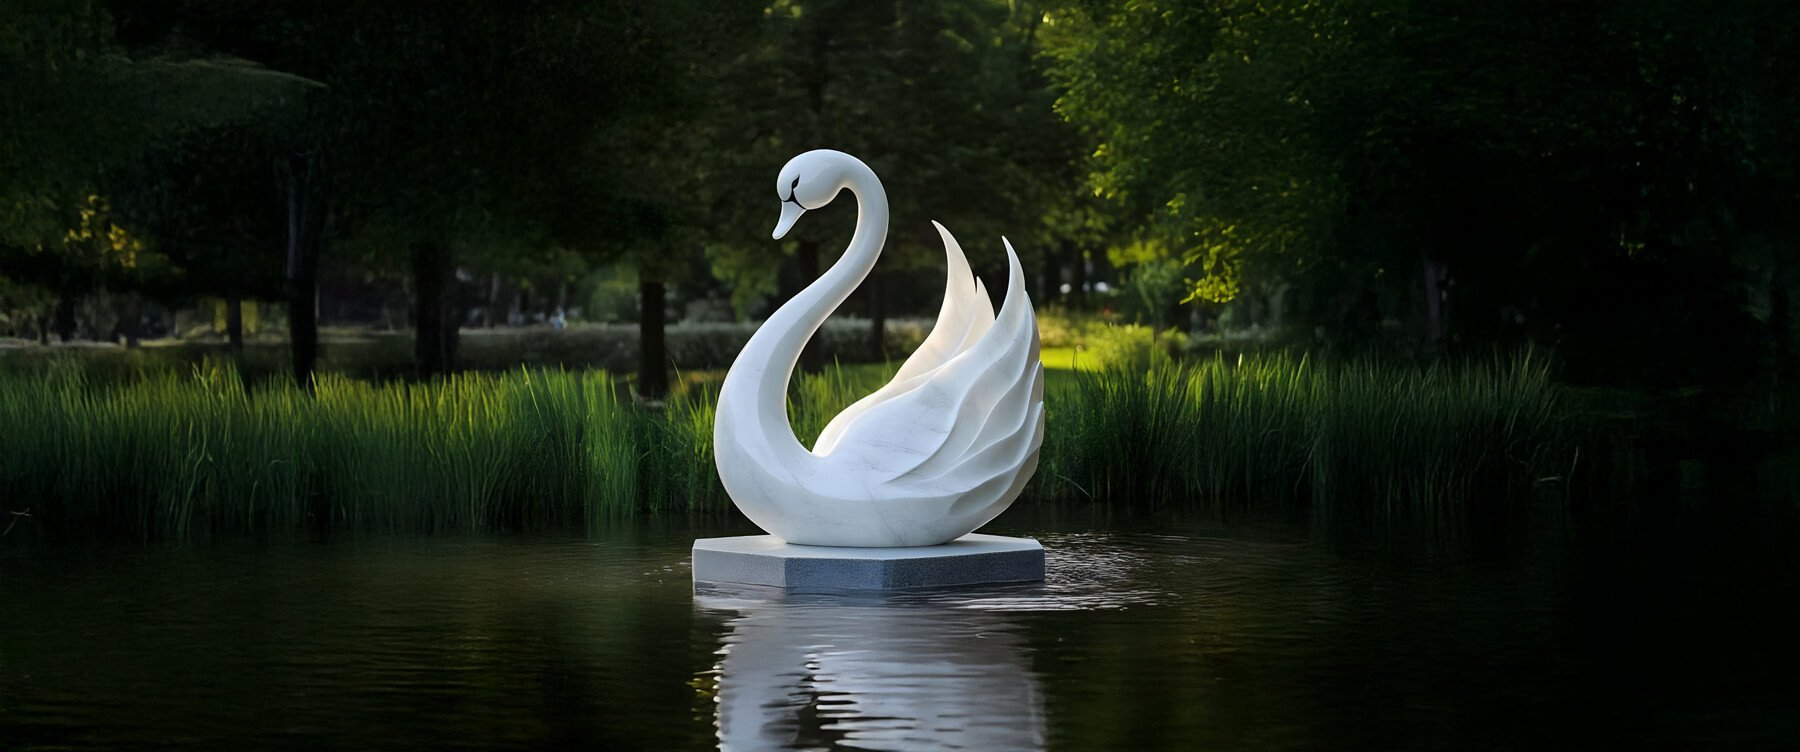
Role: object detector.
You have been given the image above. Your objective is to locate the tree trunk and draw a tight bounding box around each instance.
[118,294,142,348]
[225,293,245,354]
[412,240,457,378]
[1771,284,1791,377]
[287,267,319,388]
[797,239,825,372]
[1422,256,1447,350]
[283,153,323,390]
[638,276,668,400]
[1067,244,1087,309]
[867,272,887,361]
[53,291,76,343]
[485,272,501,328]
[1269,282,1289,332]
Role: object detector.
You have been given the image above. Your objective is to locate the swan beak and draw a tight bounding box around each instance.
[773,201,805,240]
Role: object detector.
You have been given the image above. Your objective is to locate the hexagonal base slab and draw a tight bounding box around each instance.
[691,534,1045,591]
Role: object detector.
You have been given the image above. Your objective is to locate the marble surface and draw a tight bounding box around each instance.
[713,150,1046,547]
[691,534,1046,590]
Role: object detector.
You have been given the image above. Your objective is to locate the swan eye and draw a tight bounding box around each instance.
[783,177,807,208]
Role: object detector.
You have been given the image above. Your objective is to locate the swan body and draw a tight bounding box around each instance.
[713,150,1045,547]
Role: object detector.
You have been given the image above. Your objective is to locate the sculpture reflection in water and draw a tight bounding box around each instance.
[696,586,1046,751]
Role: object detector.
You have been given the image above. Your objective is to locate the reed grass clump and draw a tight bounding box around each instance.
[0,352,1568,539]
[0,362,690,538]
[1039,351,1567,530]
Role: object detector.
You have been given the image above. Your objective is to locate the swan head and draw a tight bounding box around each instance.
[772,150,857,239]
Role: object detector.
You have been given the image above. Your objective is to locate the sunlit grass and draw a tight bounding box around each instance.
[1040,346,1102,372]
[0,352,1569,539]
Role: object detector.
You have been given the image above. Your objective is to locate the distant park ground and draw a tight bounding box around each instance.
[0,307,1274,384]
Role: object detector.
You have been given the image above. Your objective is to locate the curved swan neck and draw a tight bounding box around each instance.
[727,155,887,453]
[789,166,887,326]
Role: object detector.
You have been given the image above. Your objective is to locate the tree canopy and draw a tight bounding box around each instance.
[1045,0,1800,379]
[3,0,1797,387]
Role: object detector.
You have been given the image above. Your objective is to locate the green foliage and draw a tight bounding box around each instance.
[1110,250,1191,326]
[1045,0,1335,303]
[0,1,322,341]
[695,0,1088,313]
[10,0,1787,392]
[579,265,643,326]
[1034,313,1187,370]
[0,1,321,253]
[131,0,712,268]
[0,353,1568,539]
[1044,0,1800,377]
[1033,307,1084,348]
[1082,324,1185,371]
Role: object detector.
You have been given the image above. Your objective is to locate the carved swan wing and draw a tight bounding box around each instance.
[811,221,994,455]
[808,228,1045,508]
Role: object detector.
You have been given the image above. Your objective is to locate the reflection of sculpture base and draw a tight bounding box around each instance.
[692,534,1044,591]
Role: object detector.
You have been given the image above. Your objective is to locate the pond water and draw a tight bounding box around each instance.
[3,507,1797,750]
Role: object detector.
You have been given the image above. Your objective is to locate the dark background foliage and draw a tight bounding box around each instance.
[3,0,1796,391]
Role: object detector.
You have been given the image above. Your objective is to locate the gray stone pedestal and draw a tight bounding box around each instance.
[691,533,1044,591]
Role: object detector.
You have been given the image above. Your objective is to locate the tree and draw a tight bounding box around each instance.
[102,124,299,353]
[1045,0,1800,380]
[1044,1,1354,315]
[1,0,321,354]
[115,1,715,380]
[696,0,1086,368]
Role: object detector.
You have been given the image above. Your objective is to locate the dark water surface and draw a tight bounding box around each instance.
[4,509,1798,751]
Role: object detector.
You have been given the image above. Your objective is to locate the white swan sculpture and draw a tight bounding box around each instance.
[713,150,1045,547]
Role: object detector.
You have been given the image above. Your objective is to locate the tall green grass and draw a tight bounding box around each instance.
[1041,351,1566,531]
[0,362,663,538]
[0,352,1568,540]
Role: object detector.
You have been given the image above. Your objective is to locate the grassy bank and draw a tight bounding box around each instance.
[0,353,1567,540]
